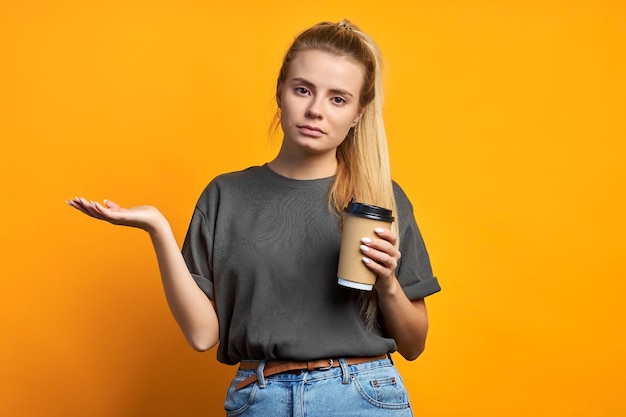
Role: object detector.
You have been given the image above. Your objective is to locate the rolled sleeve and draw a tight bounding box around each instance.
[393,182,441,300]
[403,276,441,300]
[181,206,215,300]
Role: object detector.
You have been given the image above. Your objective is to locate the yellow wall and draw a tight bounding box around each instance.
[1,1,624,416]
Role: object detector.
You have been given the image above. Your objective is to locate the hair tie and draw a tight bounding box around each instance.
[338,19,353,31]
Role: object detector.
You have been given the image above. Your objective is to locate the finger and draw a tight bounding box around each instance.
[374,227,398,246]
[361,236,397,258]
[90,200,107,215]
[360,245,398,270]
[103,199,120,210]
[361,255,396,278]
[90,200,122,221]
[66,198,98,218]
[75,197,109,220]
[69,197,93,212]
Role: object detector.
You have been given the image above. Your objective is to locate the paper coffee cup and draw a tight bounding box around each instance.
[337,201,394,291]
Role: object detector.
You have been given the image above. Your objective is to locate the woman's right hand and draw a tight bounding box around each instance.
[67,196,219,350]
[66,197,166,233]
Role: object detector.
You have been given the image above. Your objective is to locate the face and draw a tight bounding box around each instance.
[277,49,365,159]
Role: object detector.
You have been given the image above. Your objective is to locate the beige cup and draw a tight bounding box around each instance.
[337,201,394,291]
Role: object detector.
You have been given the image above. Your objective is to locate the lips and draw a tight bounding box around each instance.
[297,125,325,137]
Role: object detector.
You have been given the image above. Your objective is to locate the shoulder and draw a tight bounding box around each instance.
[209,165,265,187]
[193,165,265,208]
[392,180,415,214]
[200,165,265,194]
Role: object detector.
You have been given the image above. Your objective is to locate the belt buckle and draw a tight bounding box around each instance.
[317,358,334,371]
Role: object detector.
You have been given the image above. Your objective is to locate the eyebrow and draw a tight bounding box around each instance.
[291,77,355,97]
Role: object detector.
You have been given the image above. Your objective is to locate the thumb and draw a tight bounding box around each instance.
[103,199,121,210]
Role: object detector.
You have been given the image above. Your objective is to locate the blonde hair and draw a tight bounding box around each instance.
[273,20,399,329]
[274,20,398,232]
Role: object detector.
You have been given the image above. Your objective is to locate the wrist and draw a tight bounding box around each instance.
[145,211,170,236]
[375,275,402,299]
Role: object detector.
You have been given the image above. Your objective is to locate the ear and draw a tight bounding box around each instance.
[351,107,365,127]
[276,80,282,108]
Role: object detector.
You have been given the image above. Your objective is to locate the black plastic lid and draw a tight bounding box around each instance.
[344,200,394,222]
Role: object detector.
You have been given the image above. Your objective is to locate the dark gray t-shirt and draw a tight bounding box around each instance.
[182,164,440,365]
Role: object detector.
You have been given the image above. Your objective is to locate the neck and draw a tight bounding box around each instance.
[268,149,338,180]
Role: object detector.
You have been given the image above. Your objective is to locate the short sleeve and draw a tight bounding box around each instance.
[393,183,441,300]
[181,189,216,300]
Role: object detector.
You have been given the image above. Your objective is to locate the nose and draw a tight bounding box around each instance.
[305,99,322,119]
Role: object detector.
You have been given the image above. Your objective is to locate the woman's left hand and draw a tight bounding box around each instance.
[360,227,401,290]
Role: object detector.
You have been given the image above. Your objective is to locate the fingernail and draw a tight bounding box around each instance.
[361,237,372,244]
[362,257,371,264]
[360,245,369,252]
[374,228,384,234]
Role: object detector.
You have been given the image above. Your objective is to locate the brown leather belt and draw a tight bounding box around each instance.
[235,354,388,390]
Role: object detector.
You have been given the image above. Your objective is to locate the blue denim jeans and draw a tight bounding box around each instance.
[224,357,414,416]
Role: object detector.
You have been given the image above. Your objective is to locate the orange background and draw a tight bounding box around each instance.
[1,1,624,416]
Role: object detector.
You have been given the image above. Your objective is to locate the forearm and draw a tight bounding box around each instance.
[67,198,219,350]
[148,219,219,351]
[377,277,429,361]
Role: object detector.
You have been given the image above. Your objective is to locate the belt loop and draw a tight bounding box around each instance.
[256,360,267,389]
[338,358,350,385]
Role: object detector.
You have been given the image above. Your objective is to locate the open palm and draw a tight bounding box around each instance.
[67,197,164,232]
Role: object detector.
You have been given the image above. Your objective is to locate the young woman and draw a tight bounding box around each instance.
[68,19,440,416]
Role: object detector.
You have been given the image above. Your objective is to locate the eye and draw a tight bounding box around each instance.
[332,96,347,105]
[294,87,310,95]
